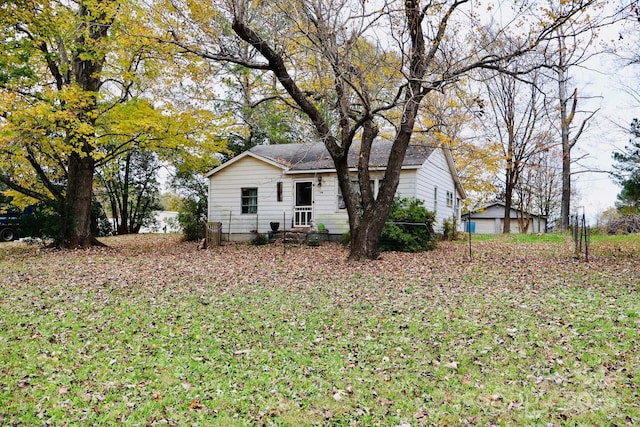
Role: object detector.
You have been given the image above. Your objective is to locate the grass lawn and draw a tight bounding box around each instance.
[1,233,638,426]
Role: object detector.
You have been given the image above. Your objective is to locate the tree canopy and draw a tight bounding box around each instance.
[0,0,226,246]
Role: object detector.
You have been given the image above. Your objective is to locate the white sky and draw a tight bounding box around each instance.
[570,18,638,223]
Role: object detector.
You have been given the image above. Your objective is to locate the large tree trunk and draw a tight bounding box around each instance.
[63,152,98,248]
[58,1,111,247]
[348,209,388,261]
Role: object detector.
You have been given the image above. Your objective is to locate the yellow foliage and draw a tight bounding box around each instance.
[0,0,231,206]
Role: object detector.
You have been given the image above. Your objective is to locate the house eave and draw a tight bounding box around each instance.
[284,168,337,175]
[441,145,467,199]
[283,165,421,175]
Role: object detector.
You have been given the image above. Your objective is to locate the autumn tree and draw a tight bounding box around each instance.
[416,83,501,211]
[154,0,603,259]
[0,0,225,246]
[0,0,120,247]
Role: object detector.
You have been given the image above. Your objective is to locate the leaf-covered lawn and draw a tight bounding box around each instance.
[1,234,638,426]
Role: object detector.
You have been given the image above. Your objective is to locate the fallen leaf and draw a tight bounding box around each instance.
[188,400,203,409]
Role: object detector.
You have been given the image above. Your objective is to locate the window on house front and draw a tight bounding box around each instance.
[277,182,283,202]
[446,191,454,208]
[241,188,258,214]
[337,179,376,210]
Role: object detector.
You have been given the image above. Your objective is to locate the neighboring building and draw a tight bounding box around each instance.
[462,202,547,234]
[206,141,466,241]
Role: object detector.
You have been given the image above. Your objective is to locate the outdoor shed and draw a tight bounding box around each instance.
[462,202,547,234]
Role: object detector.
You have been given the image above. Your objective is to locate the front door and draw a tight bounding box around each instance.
[294,181,313,227]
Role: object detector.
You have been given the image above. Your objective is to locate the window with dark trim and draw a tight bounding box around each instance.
[337,179,375,210]
[277,182,283,202]
[241,188,258,214]
[446,191,454,208]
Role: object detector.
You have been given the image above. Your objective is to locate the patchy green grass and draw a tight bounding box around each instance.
[1,234,638,425]
[463,232,570,244]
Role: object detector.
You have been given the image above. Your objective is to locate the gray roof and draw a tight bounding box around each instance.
[249,140,435,171]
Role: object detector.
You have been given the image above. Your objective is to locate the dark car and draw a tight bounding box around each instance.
[0,212,20,241]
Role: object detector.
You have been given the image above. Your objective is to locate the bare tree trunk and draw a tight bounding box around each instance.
[560,142,571,231]
[118,152,132,235]
[503,119,517,234]
[64,152,97,248]
[558,55,571,231]
[503,183,513,234]
[555,29,596,232]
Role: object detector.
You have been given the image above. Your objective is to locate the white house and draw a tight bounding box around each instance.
[206,141,466,241]
[461,202,547,234]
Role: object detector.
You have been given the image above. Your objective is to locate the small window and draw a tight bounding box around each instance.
[241,188,258,214]
[337,179,375,210]
[277,182,283,202]
[446,191,453,208]
[433,187,438,213]
[337,180,357,210]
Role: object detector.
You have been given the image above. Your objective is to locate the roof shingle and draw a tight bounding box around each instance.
[249,140,434,171]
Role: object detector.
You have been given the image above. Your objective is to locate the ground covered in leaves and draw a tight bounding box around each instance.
[1,234,639,426]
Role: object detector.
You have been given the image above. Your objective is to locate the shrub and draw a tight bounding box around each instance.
[251,232,269,245]
[18,202,62,241]
[606,214,640,235]
[15,200,112,242]
[380,197,436,252]
[176,197,207,241]
[442,217,458,241]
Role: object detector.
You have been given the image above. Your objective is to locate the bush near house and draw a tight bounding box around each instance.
[380,197,436,252]
[176,197,207,241]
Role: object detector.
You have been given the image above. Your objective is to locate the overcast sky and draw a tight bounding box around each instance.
[571,17,638,223]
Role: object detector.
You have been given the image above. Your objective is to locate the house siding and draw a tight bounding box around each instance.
[311,170,417,236]
[312,175,346,234]
[208,157,289,239]
[415,149,460,231]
